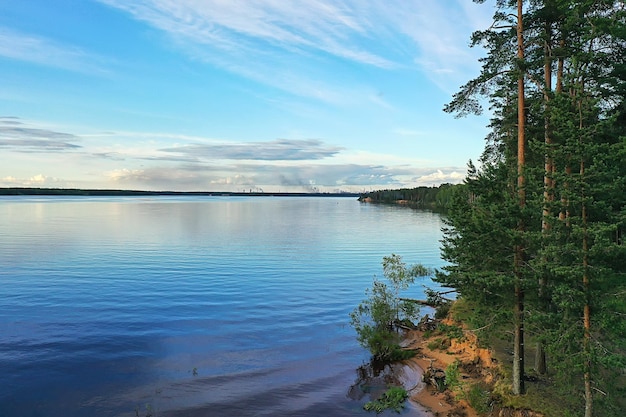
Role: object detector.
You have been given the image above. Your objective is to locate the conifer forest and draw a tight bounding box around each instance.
[435,1,625,416]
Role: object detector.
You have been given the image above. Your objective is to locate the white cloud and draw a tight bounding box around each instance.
[1,118,470,192]
[30,174,47,184]
[413,169,466,185]
[0,27,111,74]
[96,0,489,100]
[0,175,18,184]
[98,0,395,67]
[365,1,488,86]
[0,174,65,187]
[101,158,468,192]
[107,168,148,182]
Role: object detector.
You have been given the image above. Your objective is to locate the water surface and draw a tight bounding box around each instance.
[0,196,445,416]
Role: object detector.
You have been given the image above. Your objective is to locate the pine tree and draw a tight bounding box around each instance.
[443,0,537,395]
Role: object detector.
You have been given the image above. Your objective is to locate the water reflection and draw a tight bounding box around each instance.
[348,357,423,398]
[348,358,431,416]
[0,197,444,416]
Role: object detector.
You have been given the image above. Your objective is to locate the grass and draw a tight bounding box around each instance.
[445,298,590,417]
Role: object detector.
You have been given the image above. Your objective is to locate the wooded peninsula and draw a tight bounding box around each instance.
[358,183,459,211]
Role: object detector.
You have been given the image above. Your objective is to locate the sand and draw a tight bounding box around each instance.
[402,319,498,417]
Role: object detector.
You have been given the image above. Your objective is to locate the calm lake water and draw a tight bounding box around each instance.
[0,196,445,417]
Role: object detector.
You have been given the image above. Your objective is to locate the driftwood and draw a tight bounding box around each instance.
[417,314,438,331]
[423,359,447,391]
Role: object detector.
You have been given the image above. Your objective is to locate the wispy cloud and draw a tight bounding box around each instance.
[160,139,343,161]
[1,118,469,191]
[98,0,395,68]
[0,27,110,74]
[389,1,492,91]
[0,117,82,151]
[97,0,489,101]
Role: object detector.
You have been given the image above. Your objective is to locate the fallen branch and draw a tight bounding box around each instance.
[396,322,416,331]
[399,297,435,306]
[465,323,494,333]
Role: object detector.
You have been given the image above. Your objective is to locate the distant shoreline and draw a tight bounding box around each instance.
[0,187,360,198]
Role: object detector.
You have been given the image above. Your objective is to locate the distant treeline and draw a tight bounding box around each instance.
[358,183,462,211]
[0,188,359,198]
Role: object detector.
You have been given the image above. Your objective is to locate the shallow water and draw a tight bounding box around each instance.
[0,196,445,416]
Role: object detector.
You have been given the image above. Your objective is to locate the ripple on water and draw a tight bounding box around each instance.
[0,197,443,416]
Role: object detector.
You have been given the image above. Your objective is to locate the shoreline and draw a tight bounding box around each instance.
[401,320,496,417]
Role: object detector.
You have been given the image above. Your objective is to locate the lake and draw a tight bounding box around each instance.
[0,196,446,417]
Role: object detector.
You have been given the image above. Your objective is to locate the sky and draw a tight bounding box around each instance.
[0,0,495,193]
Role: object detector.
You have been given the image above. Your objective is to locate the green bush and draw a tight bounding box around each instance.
[466,383,491,415]
[434,302,452,319]
[350,255,430,361]
[363,386,408,414]
[427,337,450,351]
[444,360,462,390]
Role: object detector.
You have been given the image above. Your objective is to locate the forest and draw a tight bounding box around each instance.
[358,183,460,211]
[439,1,625,416]
[361,2,625,416]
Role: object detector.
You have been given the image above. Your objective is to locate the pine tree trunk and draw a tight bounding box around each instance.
[516,0,526,207]
[513,280,525,395]
[513,0,526,395]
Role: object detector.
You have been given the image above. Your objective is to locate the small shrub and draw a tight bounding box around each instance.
[427,337,450,351]
[389,346,418,361]
[363,386,408,414]
[437,323,464,340]
[445,360,462,390]
[466,383,491,415]
[434,302,452,319]
[351,255,429,362]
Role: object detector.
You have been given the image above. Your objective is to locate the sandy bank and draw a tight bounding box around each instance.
[402,319,496,417]
[401,316,546,417]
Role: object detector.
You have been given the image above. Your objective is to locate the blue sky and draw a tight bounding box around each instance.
[0,0,493,192]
